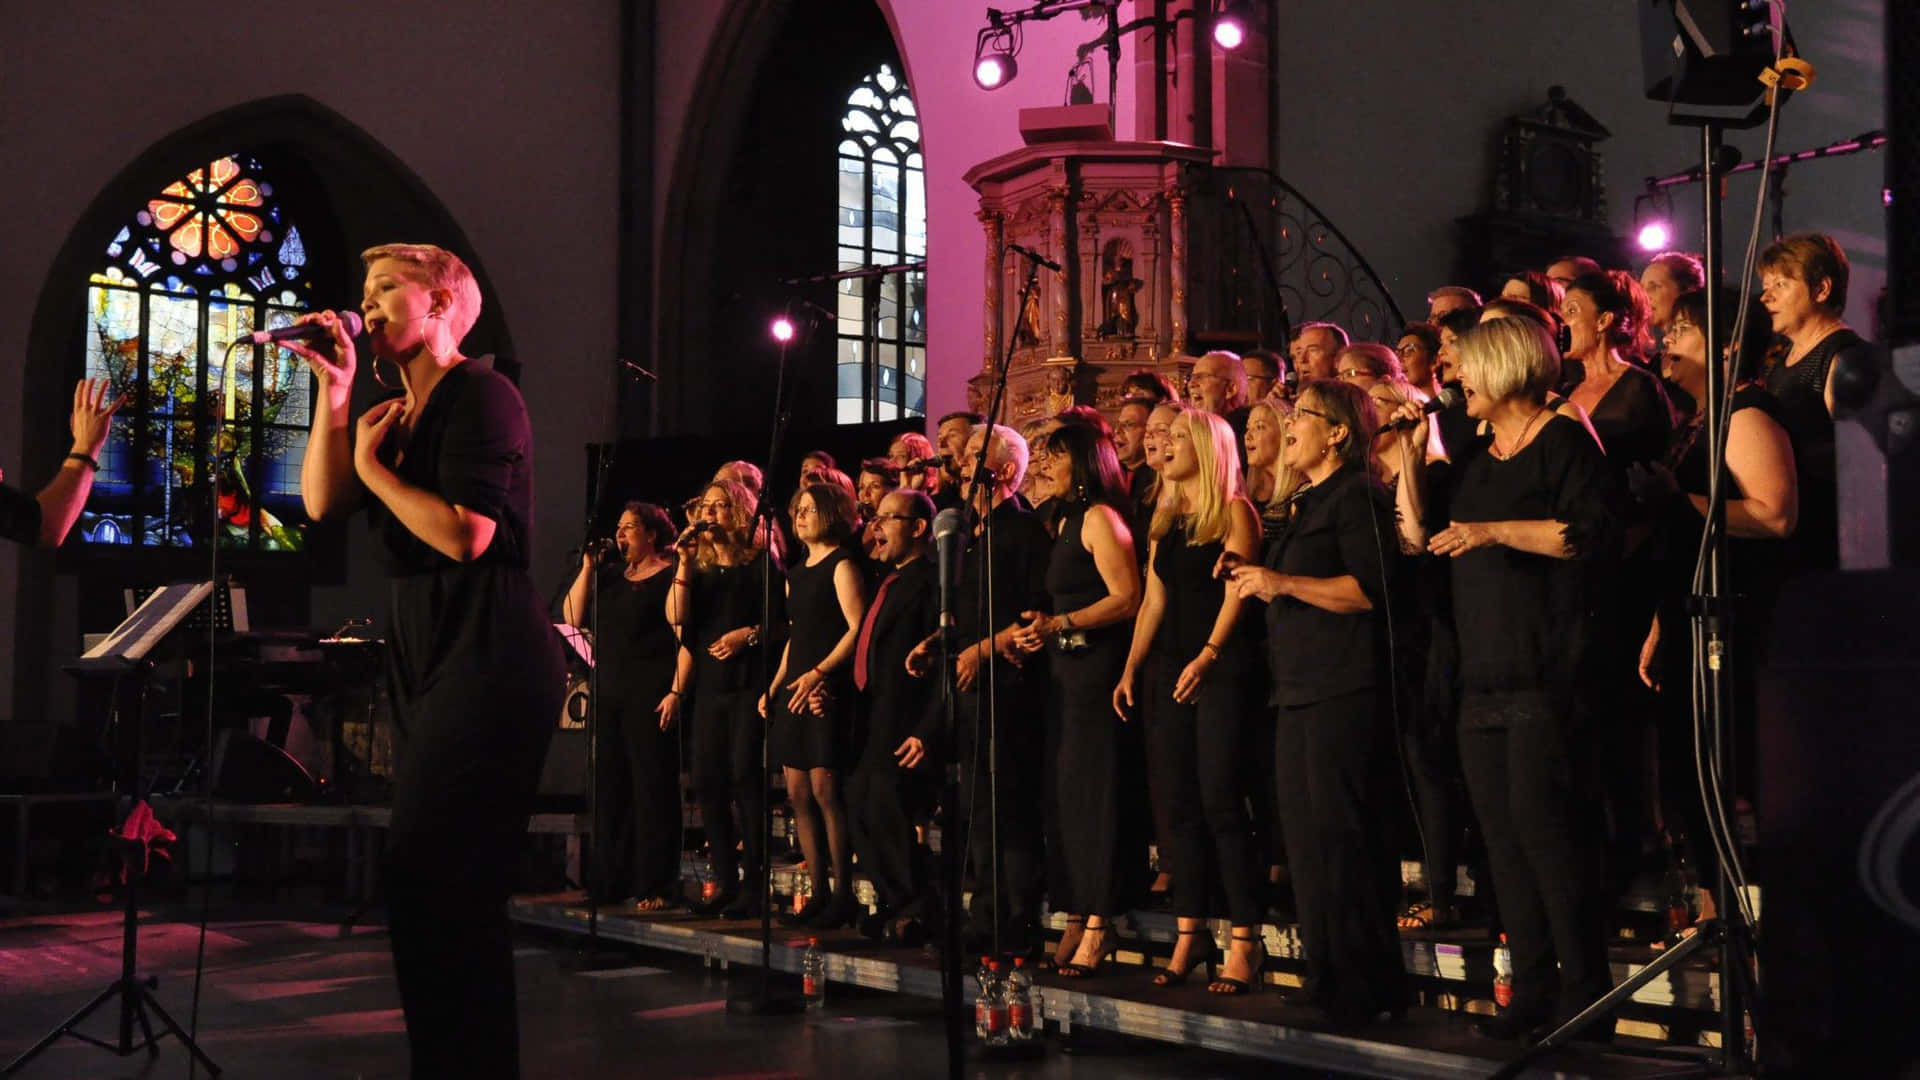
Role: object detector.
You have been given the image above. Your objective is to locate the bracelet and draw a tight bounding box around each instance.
[1060,611,1076,630]
[666,688,683,697]
[745,627,761,646]
[673,577,690,586]
[65,452,99,473]
[1200,642,1221,656]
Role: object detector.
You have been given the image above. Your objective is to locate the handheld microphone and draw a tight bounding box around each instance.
[932,508,964,636]
[248,310,364,345]
[1384,385,1464,431]
[909,454,954,471]
[1005,243,1061,272]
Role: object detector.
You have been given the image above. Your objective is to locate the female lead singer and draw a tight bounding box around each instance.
[286,244,564,1080]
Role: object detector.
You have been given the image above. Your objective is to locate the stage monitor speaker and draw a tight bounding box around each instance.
[536,676,592,803]
[1638,0,1790,127]
[209,730,317,804]
[1756,569,1920,1073]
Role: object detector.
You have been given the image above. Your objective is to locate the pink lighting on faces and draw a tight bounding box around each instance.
[975,54,1013,90]
[1637,222,1672,252]
[1212,17,1245,50]
[770,316,796,343]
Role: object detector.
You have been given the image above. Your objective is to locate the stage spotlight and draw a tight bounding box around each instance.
[1637,221,1672,251]
[1213,0,1249,50]
[1633,190,1673,252]
[974,26,1018,90]
[770,315,796,343]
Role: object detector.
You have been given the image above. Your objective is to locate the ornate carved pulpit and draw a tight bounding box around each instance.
[964,141,1216,425]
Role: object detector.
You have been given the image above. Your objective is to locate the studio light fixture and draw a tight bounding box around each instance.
[770,315,797,344]
[974,24,1019,90]
[1633,190,1673,252]
[1212,0,1250,50]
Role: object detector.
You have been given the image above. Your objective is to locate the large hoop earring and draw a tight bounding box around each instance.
[371,355,401,391]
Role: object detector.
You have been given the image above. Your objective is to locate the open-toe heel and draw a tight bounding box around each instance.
[1048,915,1086,971]
[1152,928,1216,988]
[1208,931,1267,996]
[1058,923,1123,978]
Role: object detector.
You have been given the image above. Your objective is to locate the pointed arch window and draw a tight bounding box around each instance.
[835,64,927,424]
[80,154,316,550]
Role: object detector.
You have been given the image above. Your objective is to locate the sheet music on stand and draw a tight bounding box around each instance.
[75,582,216,673]
[555,624,595,670]
[124,580,248,633]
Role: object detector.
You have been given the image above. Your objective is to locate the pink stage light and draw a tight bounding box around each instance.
[770,316,796,343]
[1637,222,1672,252]
[1213,17,1245,50]
[974,54,1014,91]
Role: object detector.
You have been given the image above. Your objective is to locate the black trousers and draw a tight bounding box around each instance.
[1143,654,1263,926]
[1043,644,1133,917]
[846,746,933,916]
[594,692,683,902]
[385,674,558,1080]
[1458,691,1611,1020]
[954,685,1045,948]
[1274,687,1407,1019]
[689,686,765,895]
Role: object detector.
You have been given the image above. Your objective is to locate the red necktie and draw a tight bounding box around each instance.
[852,570,900,691]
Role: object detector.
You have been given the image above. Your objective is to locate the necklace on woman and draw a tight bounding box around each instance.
[625,555,666,581]
[1491,407,1549,460]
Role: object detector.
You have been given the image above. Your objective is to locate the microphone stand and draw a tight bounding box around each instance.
[728,313,808,1017]
[562,441,618,959]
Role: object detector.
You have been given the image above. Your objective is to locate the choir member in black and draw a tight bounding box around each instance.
[288,243,565,1079]
[1640,251,1706,342]
[933,411,982,507]
[761,481,867,927]
[670,478,780,918]
[910,423,1052,955]
[845,489,940,941]
[1114,396,1155,523]
[564,501,690,910]
[1010,417,1142,976]
[1114,405,1265,993]
[1631,288,1797,928]
[0,378,123,546]
[1227,379,1407,1025]
[1759,232,1865,576]
[1241,397,1296,905]
[1401,317,1624,1040]
[1132,398,1180,905]
[1560,269,1676,895]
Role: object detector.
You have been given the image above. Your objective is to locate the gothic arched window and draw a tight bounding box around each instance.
[835,64,927,424]
[80,154,316,550]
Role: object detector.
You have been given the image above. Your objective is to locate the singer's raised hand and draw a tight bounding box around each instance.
[280,311,358,403]
[352,398,405,482]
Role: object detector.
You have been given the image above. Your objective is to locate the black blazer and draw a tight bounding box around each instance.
[856,554,940,756]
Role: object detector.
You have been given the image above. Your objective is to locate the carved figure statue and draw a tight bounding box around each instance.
[1097,255,1142,339]
[1015,287,1042,347]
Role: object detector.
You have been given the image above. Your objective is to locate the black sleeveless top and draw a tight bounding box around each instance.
[1150,520,1251,663]
[590,564,677,701]
[1762,327,1862,574]
[783,545,854,681]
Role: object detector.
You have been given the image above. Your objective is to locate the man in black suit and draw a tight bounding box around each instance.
[845,488,941,941]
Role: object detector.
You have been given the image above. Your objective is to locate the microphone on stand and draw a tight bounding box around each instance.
[1384,385,1465,431]
[907,454,954,472]
[932,508,964,637]
[247,310,364,344]
[1005,243,1061,272]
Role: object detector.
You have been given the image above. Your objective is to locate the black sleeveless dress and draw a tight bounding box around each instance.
[590,563,682,901]
[771,545,855,771]
[1042,503,1135,916]
[1764,328,1865,575]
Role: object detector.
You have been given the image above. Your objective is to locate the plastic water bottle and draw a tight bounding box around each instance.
[1007,956,1036,1040]
[1492,933,1514,1010]
[802,937,826,1010]
[983,961,1011,1045]
[974,957,995,1039]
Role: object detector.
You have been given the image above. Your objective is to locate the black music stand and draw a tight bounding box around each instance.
[4,584,223,1077]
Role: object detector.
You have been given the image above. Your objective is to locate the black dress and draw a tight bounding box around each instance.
[587,563,682,903]
[1446,414,1622,1025]
[1764,327,1865,575]
[771,545,855,771]
[686,556,777,896]
[1261,465,1407,1021]
[1144,520,1263,927]
[1042,502,1135,917]
[368,359,566,1080]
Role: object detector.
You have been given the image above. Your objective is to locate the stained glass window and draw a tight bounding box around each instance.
[836,64,927,424]
[81,155,315,550]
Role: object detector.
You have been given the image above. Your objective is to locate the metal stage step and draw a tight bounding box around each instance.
[508,891,1712,1079]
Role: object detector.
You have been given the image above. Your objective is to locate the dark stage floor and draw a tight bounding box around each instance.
[2,905,1359,1079]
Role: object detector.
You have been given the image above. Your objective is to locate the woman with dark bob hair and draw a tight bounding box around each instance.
[1011,413,1142,975]
[1396,317,1624,1040]
[761,480,868,927]
[1226,378,1407,1023]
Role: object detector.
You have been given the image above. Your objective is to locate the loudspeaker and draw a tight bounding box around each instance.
[1891,0,1920,344]
[1639,0,1790,127]
[209,729,317,803]
[1757,570,1920,1073]
[536,676,592,804]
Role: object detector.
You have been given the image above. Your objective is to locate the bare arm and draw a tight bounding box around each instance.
[282,313,362,521]
[35,379,126,547]
[1068,504,1143,629]
[1687,408,1798,539]
[563,555,595,627]
[1431,518,1577,560]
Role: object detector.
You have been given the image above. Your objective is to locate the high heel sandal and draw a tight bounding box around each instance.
[1048,915,1086,971]
[1207,931,1267,996]
[1058,922,1122,978]
[1152,928,1217,988]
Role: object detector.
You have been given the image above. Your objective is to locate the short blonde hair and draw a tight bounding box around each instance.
[1456,316,1558,406]
[361,243,483,344]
